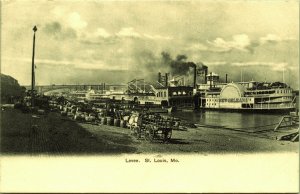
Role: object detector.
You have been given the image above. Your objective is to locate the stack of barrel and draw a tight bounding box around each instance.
[97,114,127,128]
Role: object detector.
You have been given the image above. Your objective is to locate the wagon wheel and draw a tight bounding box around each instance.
[144,125,155,142]
[136,126,142,139]
[163,129,172,143]
[130,125,138,137]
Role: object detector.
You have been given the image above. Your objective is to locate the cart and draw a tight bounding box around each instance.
[129,113,173,142]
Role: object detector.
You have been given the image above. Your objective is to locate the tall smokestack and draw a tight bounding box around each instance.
[158,72,161,83]
[165,73,168,87]
[193,65,197,89]
[209,72,212,89]
[225,74,228,83]
[204,66,208,84]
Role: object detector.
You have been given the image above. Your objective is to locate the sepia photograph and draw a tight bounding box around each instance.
[0,0,299,192]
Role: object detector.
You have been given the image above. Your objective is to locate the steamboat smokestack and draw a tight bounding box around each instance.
[204,66,208,84]
[165,73,168,87]
[193,65,197,89]
[158,72,162,83]
[209,72,212,89]
[225,74,228,83]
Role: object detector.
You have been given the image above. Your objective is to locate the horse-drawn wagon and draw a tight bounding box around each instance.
[128,112,174,142]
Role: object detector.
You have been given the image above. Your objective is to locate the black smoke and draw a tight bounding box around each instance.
[160,52,196,75]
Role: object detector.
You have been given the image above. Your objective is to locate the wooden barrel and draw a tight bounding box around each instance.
[37,109,45,115]
[101,117,107,125]
[61,111,67,116]
[120,120,127,128]
[106,117,113,125]
[98,117,102,123]
[111,118,115,126]
[114,119,120,127]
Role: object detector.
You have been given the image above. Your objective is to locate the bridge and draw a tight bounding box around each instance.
[24,83,127,94]
[23,79,160,95]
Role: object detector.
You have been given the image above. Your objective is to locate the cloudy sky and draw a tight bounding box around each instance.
[1,0,299,88]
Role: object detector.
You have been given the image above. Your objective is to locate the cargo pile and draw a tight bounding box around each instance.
[49,97,185,142]
[13,94,187,143]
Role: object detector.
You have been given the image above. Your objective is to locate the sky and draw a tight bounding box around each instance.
[1,0,299,88]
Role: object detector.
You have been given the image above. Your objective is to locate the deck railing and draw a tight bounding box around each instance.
[253,103,295,109]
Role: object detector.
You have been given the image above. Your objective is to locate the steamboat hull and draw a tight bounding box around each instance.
[200,107,296,114]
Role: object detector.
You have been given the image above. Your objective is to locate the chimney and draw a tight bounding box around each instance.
[165,73,168,87]
[203,66,208,84]
[193,65,197,89]
[225,74,228,83]
[209,72,212,89]
[158,72,161,83]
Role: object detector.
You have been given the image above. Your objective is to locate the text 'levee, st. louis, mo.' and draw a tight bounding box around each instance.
[125,158,179,163]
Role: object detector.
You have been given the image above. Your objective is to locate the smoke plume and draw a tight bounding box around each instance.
[160,52,196,75]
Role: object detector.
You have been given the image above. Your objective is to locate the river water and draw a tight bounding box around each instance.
[170,96,299,132]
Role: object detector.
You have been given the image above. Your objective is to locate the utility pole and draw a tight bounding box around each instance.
[31,25,37,107]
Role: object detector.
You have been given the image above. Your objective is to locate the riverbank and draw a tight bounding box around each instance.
[1,108,298,155]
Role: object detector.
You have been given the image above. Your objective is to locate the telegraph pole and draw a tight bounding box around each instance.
[31,25,37,107]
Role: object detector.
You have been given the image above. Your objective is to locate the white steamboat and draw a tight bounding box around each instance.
[197,73,297,112]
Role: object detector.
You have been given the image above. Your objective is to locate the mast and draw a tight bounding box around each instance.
[31,25,37,107]
[282,66,285,83]
[240,68,243,82]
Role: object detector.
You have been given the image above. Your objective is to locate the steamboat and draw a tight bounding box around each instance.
[197,72,297,113]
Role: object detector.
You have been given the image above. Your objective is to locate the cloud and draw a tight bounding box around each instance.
[67,12,88,30]
[204,61,229,66]
[94,28,111,38]
[43,22,77,40]
[116,28,173,39]
[2,57,125,70]
[3,57,73,67]
[186,34,255,53]
[116,27,141,38]
[79,28,112,43]
[51,6,65,18]
[44,22,62,34]
[143,33,173,40]
[203,61,293,72]
[230,61,289,71]
[184,43,208,51]
[80,27,172,43]
[51,8,87,31]
[116,27,173,40]
[207,34,252,52]
[188,34,297,54]
[260,34,282,44]
[259,34,297,44]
